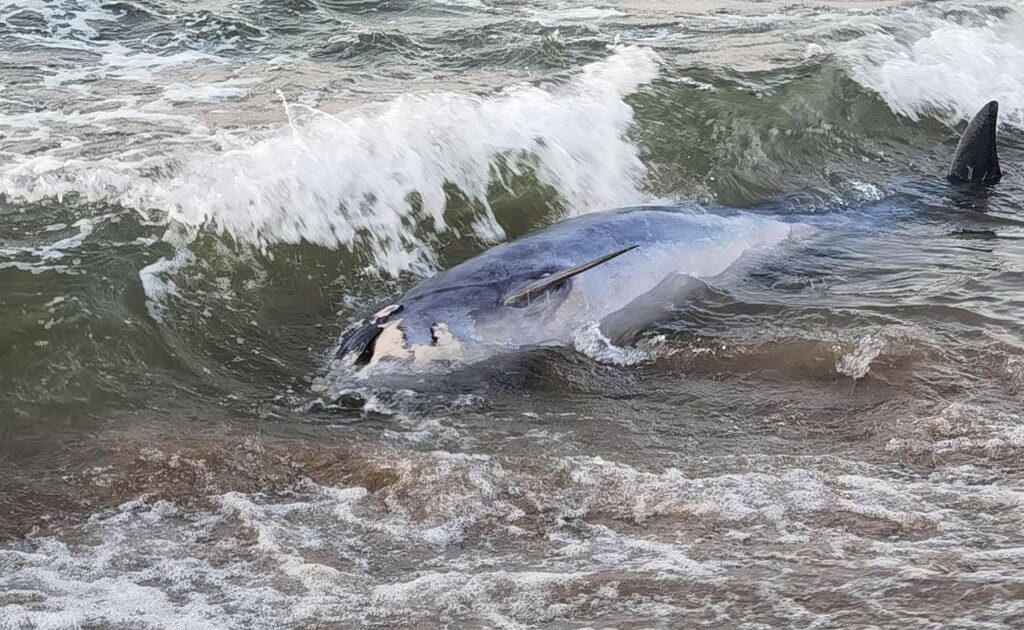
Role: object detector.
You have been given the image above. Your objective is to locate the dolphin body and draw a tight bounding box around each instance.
[335,101,1004,369]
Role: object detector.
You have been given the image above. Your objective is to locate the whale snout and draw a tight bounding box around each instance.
[336,320,384,366]
[336,307,466,369]
[336,303,404,366]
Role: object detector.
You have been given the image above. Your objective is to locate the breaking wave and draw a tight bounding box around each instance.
[1,47,660,275]
[837,4,1024,128]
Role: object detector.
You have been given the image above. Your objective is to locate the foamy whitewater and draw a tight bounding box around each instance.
[2,0,1024,628]
[836,4,1024,128]
[2,45,658,275]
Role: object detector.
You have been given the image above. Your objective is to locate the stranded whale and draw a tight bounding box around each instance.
[338,208,802,367]
[336,101,1004,369]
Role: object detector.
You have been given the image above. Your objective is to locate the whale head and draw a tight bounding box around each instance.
[335,300,476,369]
[334,243,641,370]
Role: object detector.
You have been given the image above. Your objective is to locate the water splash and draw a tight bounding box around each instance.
[838,5,1024,128]
[572,322,649,366]
[2,47,661,276]
[835,333,886,380]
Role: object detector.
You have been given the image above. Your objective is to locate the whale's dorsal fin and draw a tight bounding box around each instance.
[503,245,637,306]
[947,100,1002,185]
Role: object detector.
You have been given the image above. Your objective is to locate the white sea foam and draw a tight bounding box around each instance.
[0,0,108,43]
[528,6,627,27]
[138,229,194,323]
[45,45,224,88]
[572,321,649,365]
[1,47,660,276]
[838,5,1024,128]
[159,82,252,105]
[835,332,886,379]
[886,403,1024,460]
[6,448,1021,628]
[157,46,659,274]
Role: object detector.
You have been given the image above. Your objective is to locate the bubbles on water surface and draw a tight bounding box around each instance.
[835,333,887,379]
[2,0,1024,628]
[837,3,1024,129]
[5,435,1024,628]
[2,45,660,288]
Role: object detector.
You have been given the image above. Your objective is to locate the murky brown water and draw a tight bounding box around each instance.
[2,0,1024,627]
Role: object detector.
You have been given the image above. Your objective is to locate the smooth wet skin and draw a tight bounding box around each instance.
[337,206,801,367]
[948,100,1002,184]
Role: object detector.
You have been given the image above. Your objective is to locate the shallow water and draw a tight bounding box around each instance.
[2,0,1024,628]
